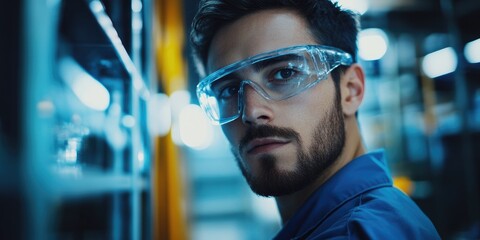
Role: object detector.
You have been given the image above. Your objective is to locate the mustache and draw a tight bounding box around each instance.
[238,125,301,154]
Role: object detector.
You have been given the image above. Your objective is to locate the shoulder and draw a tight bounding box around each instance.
[344,187,440,240]
[306,186,440,240]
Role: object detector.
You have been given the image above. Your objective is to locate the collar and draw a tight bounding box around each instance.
[274,150,392,239]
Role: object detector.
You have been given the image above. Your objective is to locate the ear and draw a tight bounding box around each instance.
[340,64,365,117]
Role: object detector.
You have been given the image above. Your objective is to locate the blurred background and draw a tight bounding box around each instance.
[1,0,479,239]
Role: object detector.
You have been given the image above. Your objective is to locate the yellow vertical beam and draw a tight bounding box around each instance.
[152,0,188,239]
[156,0,187,93]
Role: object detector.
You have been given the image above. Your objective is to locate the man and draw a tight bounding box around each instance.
[190,0,440,239]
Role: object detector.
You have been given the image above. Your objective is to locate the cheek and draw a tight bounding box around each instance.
[221,123,243,147]
[277,93,333,143]
[277,96,324,126]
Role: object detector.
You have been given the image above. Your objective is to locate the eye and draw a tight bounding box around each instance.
[271,68,300,83]
[274,69,296,80]
[217,83,239,100]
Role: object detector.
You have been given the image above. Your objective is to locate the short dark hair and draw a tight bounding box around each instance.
[190,0,360,78]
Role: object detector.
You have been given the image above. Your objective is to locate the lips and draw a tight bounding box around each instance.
[245,138,290,154]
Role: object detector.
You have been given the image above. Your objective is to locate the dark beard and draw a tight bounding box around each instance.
[232,99,345,197]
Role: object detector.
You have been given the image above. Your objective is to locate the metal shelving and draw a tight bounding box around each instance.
[0,0,154,239]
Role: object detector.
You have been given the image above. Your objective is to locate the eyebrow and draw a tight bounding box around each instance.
[252,54,304,72]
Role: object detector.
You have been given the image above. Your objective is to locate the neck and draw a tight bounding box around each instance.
[275,117,366,224]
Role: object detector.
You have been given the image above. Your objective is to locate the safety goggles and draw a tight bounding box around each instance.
[196,45,353,125]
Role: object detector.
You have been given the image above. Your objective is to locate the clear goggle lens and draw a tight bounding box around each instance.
[196,45,353,125]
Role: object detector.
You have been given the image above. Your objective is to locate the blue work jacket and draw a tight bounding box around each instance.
[274,150,440,239]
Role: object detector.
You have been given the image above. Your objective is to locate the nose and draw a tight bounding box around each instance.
[240,84,273,126]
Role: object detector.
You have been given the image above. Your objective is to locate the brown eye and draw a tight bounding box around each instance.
[218,84,239,99]
[272,68,298,83]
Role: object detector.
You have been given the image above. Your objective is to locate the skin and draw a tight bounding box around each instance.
[207,8,367,223]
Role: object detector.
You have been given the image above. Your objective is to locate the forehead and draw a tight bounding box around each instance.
[207,8,318,74]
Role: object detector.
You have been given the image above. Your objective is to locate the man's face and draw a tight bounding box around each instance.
[207,9,346,197]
